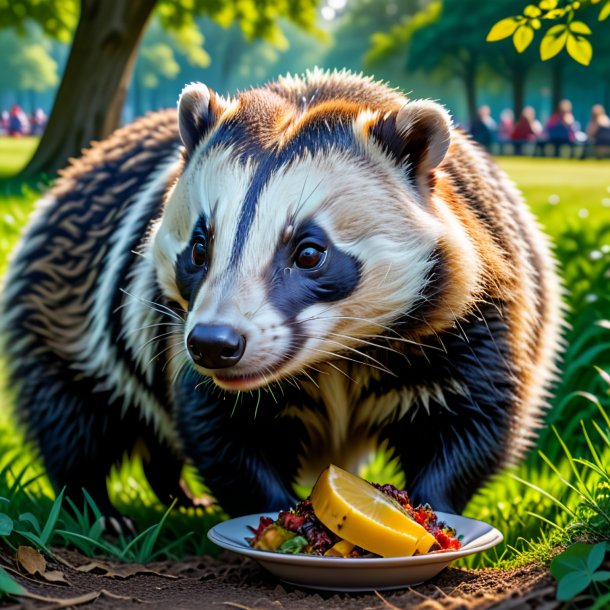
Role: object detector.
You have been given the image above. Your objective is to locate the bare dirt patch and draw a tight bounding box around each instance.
[1,548,559,610]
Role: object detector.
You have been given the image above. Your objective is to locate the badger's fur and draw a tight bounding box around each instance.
[2,70,562,517]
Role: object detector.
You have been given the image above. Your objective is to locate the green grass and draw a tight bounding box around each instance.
[0,137,38,179]
[498,157,610,225]
[0,149,609,567]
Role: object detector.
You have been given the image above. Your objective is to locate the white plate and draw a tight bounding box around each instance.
[207,511,503,592]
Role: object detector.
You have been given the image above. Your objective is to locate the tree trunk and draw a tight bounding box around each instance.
[512,68,526,119]
[21,0,157,178]
[133,70,143,119]
[550,61,563,113]
[463,60,478,125]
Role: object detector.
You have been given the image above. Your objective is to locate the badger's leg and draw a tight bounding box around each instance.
[15,371,137,519]
[138,430,201,507]
[384,306,516,513]
[173,369,295,516]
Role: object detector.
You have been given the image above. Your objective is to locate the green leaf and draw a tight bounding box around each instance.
[557,572,590,601]
[540,24,568,60]
[600,1,610,20]
[0,568,26,597]
[566,32,592,65]
[587,542,606,572]
[18,513,40,535]
[592,571,610,582]
[487,17,520,42]
[513,24,535,52]
[569,20,592,34]
[550,542,610,601]
[278,535,308,554]
[0,513,13,536]
[551,543,594,579]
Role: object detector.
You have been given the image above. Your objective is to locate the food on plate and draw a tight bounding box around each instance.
[248,465,461,557]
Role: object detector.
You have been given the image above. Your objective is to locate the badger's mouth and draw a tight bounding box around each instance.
[212,353,299,390]
[212,371,277,392]
[208,346,299,392]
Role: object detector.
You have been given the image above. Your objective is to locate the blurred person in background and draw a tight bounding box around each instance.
[0,111,8,135]
[498,108,514,144]
[585,104,610,157]
[30,108,48,136]
[544,99,577,156]
[470,104,497,150]
[511,106,542,155]
[8,104,29,137]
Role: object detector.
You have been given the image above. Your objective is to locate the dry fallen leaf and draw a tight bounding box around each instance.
[15,546,70,585]
[29,590,100,609]
[75,559,176,579]
[42,570,70,584]
[16,546,46,576]
[75,561,111,575]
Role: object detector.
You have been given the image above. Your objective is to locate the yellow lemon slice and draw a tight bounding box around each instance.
[310,464,436,557]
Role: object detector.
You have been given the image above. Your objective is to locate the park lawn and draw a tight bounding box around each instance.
[498,157,610,237]
[0,145,608,568]
[0,137,38,178]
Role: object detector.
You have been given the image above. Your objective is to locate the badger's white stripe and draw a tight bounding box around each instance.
[78,151,182,447]
[153,147,255,317]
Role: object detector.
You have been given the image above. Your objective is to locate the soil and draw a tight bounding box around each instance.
[0,547,560,610]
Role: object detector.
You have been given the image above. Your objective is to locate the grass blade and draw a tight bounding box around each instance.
[40,488,64,546]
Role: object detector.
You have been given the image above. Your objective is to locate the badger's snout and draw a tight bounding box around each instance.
[186,324,246,369]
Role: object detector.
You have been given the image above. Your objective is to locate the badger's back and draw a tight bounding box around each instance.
[2,110,183,446]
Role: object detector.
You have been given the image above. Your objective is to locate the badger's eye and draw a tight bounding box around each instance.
[191,239,207,267]
[295,244,326,270]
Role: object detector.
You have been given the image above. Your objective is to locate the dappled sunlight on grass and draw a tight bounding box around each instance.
[0,137,39,179]
[497,157,610,236]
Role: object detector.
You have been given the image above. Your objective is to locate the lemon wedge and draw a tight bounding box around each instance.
[310,464,436,557]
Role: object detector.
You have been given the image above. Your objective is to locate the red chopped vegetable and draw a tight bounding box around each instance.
[248,515,273,545]
[278,510,306,531]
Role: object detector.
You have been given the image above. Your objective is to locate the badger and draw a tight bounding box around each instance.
[2,70,562,519]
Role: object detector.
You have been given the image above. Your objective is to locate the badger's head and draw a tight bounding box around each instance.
[152,75,480,392]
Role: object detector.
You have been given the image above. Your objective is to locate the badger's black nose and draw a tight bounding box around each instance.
[187,324,246,369]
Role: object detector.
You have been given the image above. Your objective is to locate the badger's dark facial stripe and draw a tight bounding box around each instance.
[267,221,361,320]
[174,214,210,305]
[203,114,267,163]
[226,119,357,269]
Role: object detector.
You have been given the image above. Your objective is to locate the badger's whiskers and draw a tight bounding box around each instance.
[119,288,186,322]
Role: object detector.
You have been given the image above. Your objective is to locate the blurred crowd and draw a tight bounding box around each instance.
[1,104,48,137]
[3,100,610,160]
[469,100,610,158]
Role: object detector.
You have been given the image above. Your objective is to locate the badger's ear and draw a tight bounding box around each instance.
[371,100,451,182]
[178,82,217,155]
